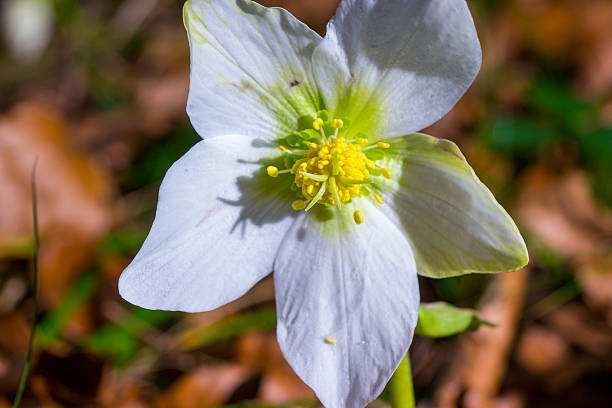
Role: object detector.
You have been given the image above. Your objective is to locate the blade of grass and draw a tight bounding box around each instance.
[12,158,40,408]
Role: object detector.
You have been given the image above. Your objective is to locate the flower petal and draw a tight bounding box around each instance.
[119,134,296,312]
[313,0,481,136]
[273,203,420,407]
[383,133,528,278]
[184,0,322,140]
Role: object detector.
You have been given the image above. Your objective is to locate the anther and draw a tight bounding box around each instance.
[267,166,279,177]
[377,142,390,148]
[355,138,369,144]
[291,200,307,210]
[313,118,324,130]
[325,338,337,344]
[353,210,364,225]
[374,193,384,204]
[279,146,288,152]
[380,168,392,179]
[331,119,343,129]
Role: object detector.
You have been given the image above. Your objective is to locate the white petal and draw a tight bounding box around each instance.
[119,134,296,312]
[383,133,528,278]
[274,203,420,407]
[184,0,322,140]
[313,0,481,136]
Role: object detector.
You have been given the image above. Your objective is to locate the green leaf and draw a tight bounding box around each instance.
[180,308,276,350]
[415,302,495,338]
[485,115,556,159]
[38,271,98,346]
[579,127,612,206]
[85,307,175,366]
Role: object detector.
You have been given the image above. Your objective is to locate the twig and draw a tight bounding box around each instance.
[12,158,40,408]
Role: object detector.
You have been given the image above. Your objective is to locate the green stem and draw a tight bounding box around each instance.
[12,159,40,408]
[389,352,416,408]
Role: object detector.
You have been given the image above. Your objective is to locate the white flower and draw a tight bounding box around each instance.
[119,0,528,406]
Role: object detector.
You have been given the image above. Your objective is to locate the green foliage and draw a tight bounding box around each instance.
[38,271,98,346]
[181,308,277,350]
[98,230,147,255]
[86,307,175,366]
[486,116,556,159]
[579,127,612,206]
[415,302,495,338]
[121,124,200,192]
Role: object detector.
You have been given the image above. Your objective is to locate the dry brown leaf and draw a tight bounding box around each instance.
[545,303,612,357]
[153,364,249,408]
[235,332,315,403]
[435,268,529,408]
[461,269,529,408]
[258,366,315,404]
[0,103,113,307]
[516,168,612,259]
[576,252,612,323]
[255,0,341,35]
[515,325,571,374]
[135,72,189,136]
[0,313,30,352]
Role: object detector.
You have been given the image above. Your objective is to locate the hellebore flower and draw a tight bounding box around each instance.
[119,0,528,406]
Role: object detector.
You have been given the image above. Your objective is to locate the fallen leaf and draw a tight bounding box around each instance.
[153,364,249,408]
[435,268,530,408]
[515,325,571,374]
[0,103,113,307]
[516,169,612,259]
[576,253,612,322]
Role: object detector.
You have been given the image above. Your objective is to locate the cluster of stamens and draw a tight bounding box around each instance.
[266,112,392,225]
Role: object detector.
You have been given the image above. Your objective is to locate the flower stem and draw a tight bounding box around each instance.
[389,352,416,408]
[12,159,40,408]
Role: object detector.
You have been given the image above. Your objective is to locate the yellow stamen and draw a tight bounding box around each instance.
[313,118,324,130]
[374,193,384,204]
[291,200,307,210]
[279,146,288,152]
[266,166,279,177]
[380,168,392,179]
[377,142,390,148]
[355,138,368,144]
[331,119,343,129]
[325,338,336,344]
[305,182,327,211]
[329,176,343,207]
[353,210,364,225]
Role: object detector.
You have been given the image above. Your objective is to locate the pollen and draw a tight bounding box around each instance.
[264,112,394,225]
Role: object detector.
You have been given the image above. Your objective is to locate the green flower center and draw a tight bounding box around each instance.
[266,110,392,224]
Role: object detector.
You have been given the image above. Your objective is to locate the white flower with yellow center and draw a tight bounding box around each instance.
[119,0,529,406]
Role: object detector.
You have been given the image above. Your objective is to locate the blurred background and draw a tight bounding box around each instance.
[1,0,611,407]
